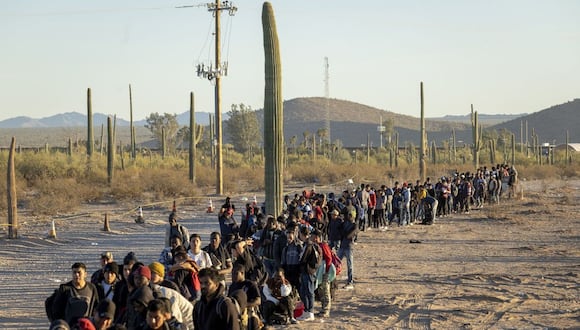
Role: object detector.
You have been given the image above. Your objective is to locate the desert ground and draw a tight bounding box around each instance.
[0,179,578,330]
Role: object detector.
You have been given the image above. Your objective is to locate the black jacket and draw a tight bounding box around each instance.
[193,284,240,330]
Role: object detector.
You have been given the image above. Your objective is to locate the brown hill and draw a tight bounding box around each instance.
[490,98,580,145]
[253,97,472,148]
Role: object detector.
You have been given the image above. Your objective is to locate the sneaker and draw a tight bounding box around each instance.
[289,318,298,324]
[297,311,314,321]
[344,283,354,290]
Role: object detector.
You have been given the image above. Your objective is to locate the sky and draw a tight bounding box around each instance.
[0,0,579,122]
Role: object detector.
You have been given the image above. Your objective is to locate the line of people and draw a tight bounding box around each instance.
[46,163,518,330]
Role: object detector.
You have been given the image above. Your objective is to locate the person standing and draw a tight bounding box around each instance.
[327,209,343,251]
[259,215,284,278]
[96,262,119,301]
[338,209,357,290]
[311,229,332,318]
[91,252,114,284]
[296,227,322,322]
[203,232,233,287]
[166,212,190,251]
[52,262,100,326]
[187,234,213,270]
[194,268,240,330]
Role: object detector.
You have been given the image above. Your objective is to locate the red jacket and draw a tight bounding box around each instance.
[318,242,332,273]
[368,191,377,208]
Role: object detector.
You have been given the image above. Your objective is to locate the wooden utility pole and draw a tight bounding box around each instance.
[191,1,238,195]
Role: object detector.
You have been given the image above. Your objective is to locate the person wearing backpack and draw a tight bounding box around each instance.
[194,267,241,330]
[166,212,190,251]
[311,229,333,318]
[228,264,264,330]
[296,226,322,322]
[49,262,99,327]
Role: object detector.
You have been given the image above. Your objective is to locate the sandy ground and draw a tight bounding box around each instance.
[0,179,578,330]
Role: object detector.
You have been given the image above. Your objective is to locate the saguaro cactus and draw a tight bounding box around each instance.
[471,104,482,170]
[451,128,457,162]
[68,138,72,157]
[87,88,94,157]
[565,130,569,165]
[489,139,496,164]
[511,133,516,165]
[129,84,136,159]
[8,137,18,239]
[209,113,215,169]
[189,92,204,183]
[419,82,426,183]
[161,127,166,159]
[431,141,437,164]
[394,132,399,168]
[107,116,114,184]
[262,2,284,217]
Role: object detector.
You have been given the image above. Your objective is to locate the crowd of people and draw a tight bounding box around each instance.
[46,163,518,330]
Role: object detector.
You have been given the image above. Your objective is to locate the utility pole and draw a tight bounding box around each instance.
[194,1,237,195]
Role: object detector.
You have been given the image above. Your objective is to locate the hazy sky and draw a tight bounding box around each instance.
[1,0,578,122]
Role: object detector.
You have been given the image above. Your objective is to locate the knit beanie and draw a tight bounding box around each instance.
[148,262,165,279]
[134,265,151,281]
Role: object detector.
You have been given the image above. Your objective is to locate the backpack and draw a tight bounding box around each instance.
[331,251,342,276]
[248,249,268,286]
[45,289,59,321]
[216,296,247,330]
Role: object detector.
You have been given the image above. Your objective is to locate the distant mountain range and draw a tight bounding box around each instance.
[0,111,219,128]
[0,97,578,148]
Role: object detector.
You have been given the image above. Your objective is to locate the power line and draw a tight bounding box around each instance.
[2,6,178,17]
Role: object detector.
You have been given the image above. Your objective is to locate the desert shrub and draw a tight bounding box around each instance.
[109,168,148,201]
[26,177,103,215]
[223,166,264,193]
[520,165,555,180]
[139,168,196,200]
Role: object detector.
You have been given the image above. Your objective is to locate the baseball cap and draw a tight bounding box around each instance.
[97,299,116,319]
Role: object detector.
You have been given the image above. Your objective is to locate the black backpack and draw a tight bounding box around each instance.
[45,289,59,321]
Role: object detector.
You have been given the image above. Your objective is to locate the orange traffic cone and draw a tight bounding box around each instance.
[48,220,57,238]
[253,195,257,206]
[207,199,214,213]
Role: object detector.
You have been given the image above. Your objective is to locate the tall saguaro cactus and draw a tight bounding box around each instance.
[511,133,516,165]
[451,128,457,162]
[566,130,570,164]
[7,137,18,239]
[262,2,284,217]
[471,104,482,170]
[431,141,437,164]
[107,117,114,184]
[161,127,166,159]
[87,88,94,157]
[129,84,136,159]
[209,113,215,169]
[188,92,204,183]
[419,82,426,183]
[489,139,496,164]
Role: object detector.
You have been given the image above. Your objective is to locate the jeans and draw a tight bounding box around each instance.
[338,245,354,284]
[299,272,316,313]
[401,204,410,225]
[329,240,341,251]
